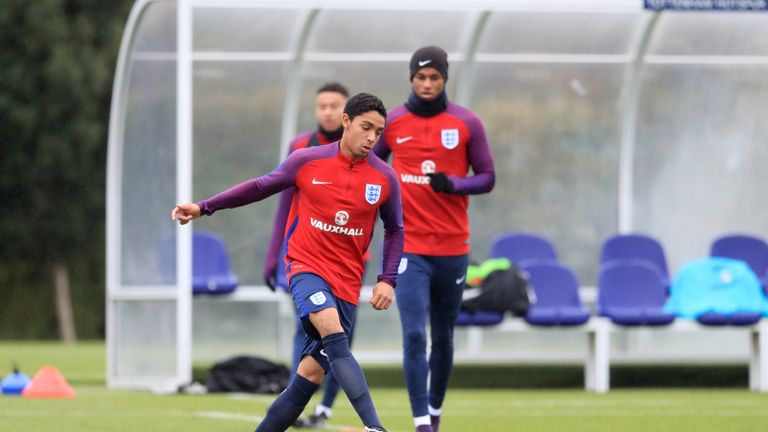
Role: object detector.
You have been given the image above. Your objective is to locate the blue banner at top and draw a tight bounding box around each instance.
[645,0,768,10]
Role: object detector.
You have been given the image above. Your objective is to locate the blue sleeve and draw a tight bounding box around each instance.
[377,170,405,288]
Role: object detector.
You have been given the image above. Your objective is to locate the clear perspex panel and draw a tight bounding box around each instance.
[190,8,301,286]
[109,0,179,388]
[467,11,644,284]
[115,302,177,377]
[634,12,768,273]
[121,2,178,288]
[188,7,303,364]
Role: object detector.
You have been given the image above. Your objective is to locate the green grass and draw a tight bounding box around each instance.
[0,341,104,385]
[2,342,768,432]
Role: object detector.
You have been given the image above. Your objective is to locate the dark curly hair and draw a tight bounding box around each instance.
[343,93,387,122]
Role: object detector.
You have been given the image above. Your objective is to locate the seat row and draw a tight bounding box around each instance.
[168,230,768,327]
[457,232,768,327]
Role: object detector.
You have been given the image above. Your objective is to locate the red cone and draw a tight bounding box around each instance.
[22,366,76,399]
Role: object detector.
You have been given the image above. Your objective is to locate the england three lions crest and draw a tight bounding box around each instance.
[365,184,382,205]
[441,129,459,150]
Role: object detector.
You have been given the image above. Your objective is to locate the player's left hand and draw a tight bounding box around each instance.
[426,172,455,193]
[370,281,394,311]
[262,262,278,292]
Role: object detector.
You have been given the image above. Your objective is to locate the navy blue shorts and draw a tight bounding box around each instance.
[290,272,357,372]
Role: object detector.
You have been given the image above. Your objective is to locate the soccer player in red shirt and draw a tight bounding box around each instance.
[263,82,358,429]
[173,93,404,432]
[373,46,495,432]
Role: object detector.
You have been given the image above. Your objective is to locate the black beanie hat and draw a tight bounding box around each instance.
[410,46,448,82]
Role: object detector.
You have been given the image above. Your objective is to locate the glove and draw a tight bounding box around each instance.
[427,172,455,194]
[263,264,277,292]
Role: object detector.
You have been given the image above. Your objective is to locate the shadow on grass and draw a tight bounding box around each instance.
[193,363,748,389]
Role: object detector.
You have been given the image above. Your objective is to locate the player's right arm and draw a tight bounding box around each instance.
[172,150,306,224]
[171,203,200,225]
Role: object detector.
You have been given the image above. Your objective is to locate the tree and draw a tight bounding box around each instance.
[0,0,132,339]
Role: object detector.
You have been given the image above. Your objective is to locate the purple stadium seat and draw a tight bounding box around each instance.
[455,310,504,326]
[523,262,590,326]
[489,232,558,266]
[161,231,240,295]
[457,232,558,327]
[597,261,675,326]
[697,312,761,326]
[710,234,768,289]
[600,233,670,287]
[190,231,239,294]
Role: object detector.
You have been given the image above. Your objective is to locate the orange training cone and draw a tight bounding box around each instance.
[22,366,75,399]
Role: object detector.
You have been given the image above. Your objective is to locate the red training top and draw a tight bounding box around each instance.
[374,103,495,256]
[199,143,404,305]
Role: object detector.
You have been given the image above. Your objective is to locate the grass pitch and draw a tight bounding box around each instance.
[1,342,768,432]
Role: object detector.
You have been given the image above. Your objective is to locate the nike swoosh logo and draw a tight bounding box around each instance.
[418,60,432,67]
[456,275,466,285]
[396,136,413,144]
[320,349,328,358]
[312,178,332,185]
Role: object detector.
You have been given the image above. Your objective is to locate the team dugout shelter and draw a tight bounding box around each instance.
[107,0,768,390]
